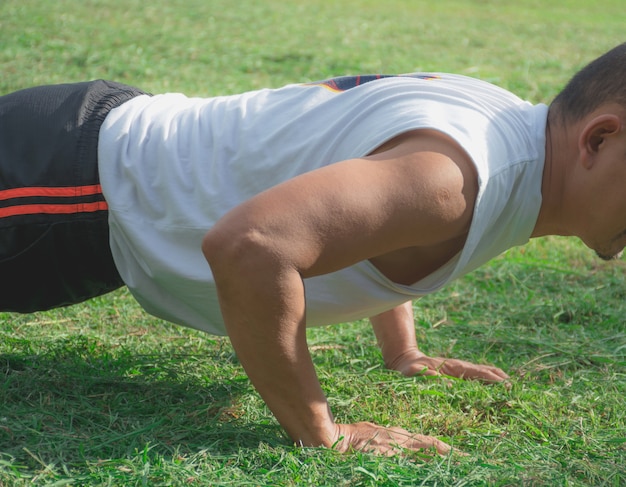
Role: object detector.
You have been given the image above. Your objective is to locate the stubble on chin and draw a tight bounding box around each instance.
[595,249,624,261]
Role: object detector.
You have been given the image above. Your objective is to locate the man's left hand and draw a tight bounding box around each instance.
[389,349,509,382]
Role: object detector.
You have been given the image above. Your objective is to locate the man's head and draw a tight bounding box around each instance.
[543,43,626,262]
[549,42,626,126]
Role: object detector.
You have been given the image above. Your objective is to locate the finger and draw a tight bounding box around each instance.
[440,361,509,382]
[474,369,509,382]
[402,364,441,377]
[482,365,509,379]
[383,428,452,456]
[405,434,453,456]
[474,366,510,383]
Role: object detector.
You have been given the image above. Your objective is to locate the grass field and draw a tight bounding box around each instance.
[1,0,625,485]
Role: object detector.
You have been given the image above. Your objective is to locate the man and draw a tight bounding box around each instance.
[1,43,625,456]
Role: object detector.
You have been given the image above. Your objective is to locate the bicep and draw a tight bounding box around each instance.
[205,139,476,279]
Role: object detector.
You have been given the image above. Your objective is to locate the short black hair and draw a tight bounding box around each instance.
[549,42,626,125]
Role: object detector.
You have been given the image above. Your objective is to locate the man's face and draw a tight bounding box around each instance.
[585,131,626,261]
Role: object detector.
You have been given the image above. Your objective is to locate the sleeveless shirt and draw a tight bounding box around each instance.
[98,74,547,334]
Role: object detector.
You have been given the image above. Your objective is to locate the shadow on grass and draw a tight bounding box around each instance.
[0,336,286,470]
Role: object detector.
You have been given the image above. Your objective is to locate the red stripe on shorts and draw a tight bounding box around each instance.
[0,184,104,201]
[0,185,108,219]
[0,201,108,219]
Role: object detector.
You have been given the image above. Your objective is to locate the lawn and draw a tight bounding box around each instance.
[1,0,625,485]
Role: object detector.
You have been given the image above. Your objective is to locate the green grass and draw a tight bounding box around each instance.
[1,0,625,485]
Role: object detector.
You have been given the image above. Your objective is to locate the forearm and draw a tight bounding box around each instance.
[207,244,337,447]
[370,301,424,371]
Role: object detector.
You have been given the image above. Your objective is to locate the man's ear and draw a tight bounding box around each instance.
[578,113,622,169]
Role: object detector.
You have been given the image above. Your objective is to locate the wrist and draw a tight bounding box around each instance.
[292,423,340,448]
[286,403,339,448]
[385,347,426,372]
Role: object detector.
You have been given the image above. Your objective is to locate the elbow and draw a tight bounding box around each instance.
[201,227,226,269]
[202,226,245,275]
[202,225,278,279]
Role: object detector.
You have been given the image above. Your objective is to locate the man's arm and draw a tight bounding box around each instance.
[202,236,451,454]
[370,302,509,381]
[202,131,474,455]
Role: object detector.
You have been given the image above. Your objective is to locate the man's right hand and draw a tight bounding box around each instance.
[332,422,452,456]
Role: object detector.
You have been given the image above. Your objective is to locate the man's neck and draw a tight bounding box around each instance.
[531,115,577,239]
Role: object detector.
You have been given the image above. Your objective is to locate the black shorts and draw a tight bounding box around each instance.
[0,80,148,312]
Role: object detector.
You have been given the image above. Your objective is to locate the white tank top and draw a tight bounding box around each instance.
[98,74,547,335]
